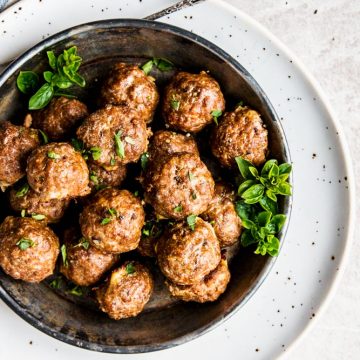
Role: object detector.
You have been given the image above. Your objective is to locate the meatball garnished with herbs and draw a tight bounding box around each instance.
[60,227,118,286]
[26,142,90,200]
[211,106,268,167]
[99,62,159,123]
[156,218,221,285]
[0,216,59,282]
[0,121,40,190]
[162,71,225,133]
[31,97,88,140]
[80,188,145,254]
[95,261,153,320]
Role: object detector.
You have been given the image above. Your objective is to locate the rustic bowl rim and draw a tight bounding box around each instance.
[0,18,292,353]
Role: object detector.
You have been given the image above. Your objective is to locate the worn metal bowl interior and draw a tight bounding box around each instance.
[0,19,291,353]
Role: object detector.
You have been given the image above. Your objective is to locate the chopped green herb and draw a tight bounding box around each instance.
[39,129,49,144]
[174,204,183,213]
[125,262,136,275]
[191,192,197,200]
[211,109,222,125]
[171,96,180,111]
[141,57,174,75]
[188,171,195,181]
[47,151,60,159]
[90,147,102,161]
[67,285,85,297]
[16,183,29,197]
[71,138,84,152]
[187,214,197,231]
[101,208,117,225]
[61,244,68,267]
[101,217,112,225]
[32,213,46,221]
[21,209,26,218]
[114,131,125,159]
[133,190,139,197]
[74,237,90,250]
[49,276,63,289]
[141,60,154,75]
[90,172,99,185]
[16,238,34,251]
[110,157,116,166]
[108,208,118,217]
[141,152,149,171]
[236,100,244,107]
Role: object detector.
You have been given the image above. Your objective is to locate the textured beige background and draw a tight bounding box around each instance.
[1,0,359,358]
[226,0,359,358]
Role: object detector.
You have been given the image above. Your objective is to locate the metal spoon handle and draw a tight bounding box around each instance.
[144,0,205,20]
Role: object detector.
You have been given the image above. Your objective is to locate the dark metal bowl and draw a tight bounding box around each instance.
[0,19,291,353]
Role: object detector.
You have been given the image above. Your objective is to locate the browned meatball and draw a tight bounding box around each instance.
[144,153,215,219]
[95,261,153,320]
[156,218,221,285]
[26,142,90,200]
[137,217,164,258]
[162,71,225,133]
[211,106,268,167]
[148,130,199,161]
[0,121,40,190]
[99,63,159,123]
[80,188,145,254]
[166,258,230,302]
[31,97,88,140]
[9,186,69,223]
[88,161,127,191]
[201,183,242,247]
[76,105,150,168]
[60,227,118,286]
[0,216,59,282]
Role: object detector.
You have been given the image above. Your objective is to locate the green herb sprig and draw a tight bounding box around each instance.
[16,238,35,251]
[186,214,197,231]
[17,46,86,110]
[141,58,174,75]
[211,109,222,126]
[125,262,136,275]
[101,208,118,225]
[235,156,292,257]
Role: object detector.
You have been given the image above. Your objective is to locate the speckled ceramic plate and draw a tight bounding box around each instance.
[0,0,355,359]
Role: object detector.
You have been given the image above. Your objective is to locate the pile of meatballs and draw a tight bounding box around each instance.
[0,62,268,320]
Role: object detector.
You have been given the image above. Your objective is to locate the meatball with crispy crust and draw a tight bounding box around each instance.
[80,188,145,254]
[211,106,268,167]
[31,97,88,140]
[166,258,230,302]
[0,121,40,190]
[201,183,242,247]
[99,63,159,123]
[148,130,199,161]
[26,142,90,200]
[0,216,59,282]
[60,227,118,286]
[88,161,127,192]
[156,218,221,285]
[95,261,153,320]
[144,153,214,219]
[162,71,225,133]
[76,105,150,168]
[9,185,70,223]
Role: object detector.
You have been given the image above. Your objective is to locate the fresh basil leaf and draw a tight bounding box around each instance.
[269,163,279,178]
[65,70,85,87]
[259,195,278,214]
[43,71,53,83]
[238,179,257,196]
[17,71,39,94]
[249,166,259,178]
[261,159,277,178]
[51,73,73,89]
[270,214,287,232]
[241,218,255,230]
[279,163,292,175]
[49,276,62,289]
[266,189,277,202]
[90,147,102,161]
[235,156,254,180]
[29,83,54,110]
[256,211,272,227]
[174,204,183,213]
[241,230,258,247]
[47,50,57,70]
[241,184,264,201]
[277,182,292,196]
[141,60,154,75]
[155,58,174,72]
[235,201,255,221]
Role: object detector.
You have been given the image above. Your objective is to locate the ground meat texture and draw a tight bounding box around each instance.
[99,63,159,123]
[0,121,40,190]
[80,188,145,254]
[166,258,230,302]
[76,105,149,168]
[9,186,70,223]
[26,142,90,200]
[31,97,88,140]
[60,227,118,286]
[156,218,221,285]
[137,217,164,258]
[162,71,225,133]
[88,161,127,191]
[95,261,153,320]
[211,106,268,167]
[0,216,59,282]
[201,183,242,247]
[144,153,215,219]
[148,130,199,162]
